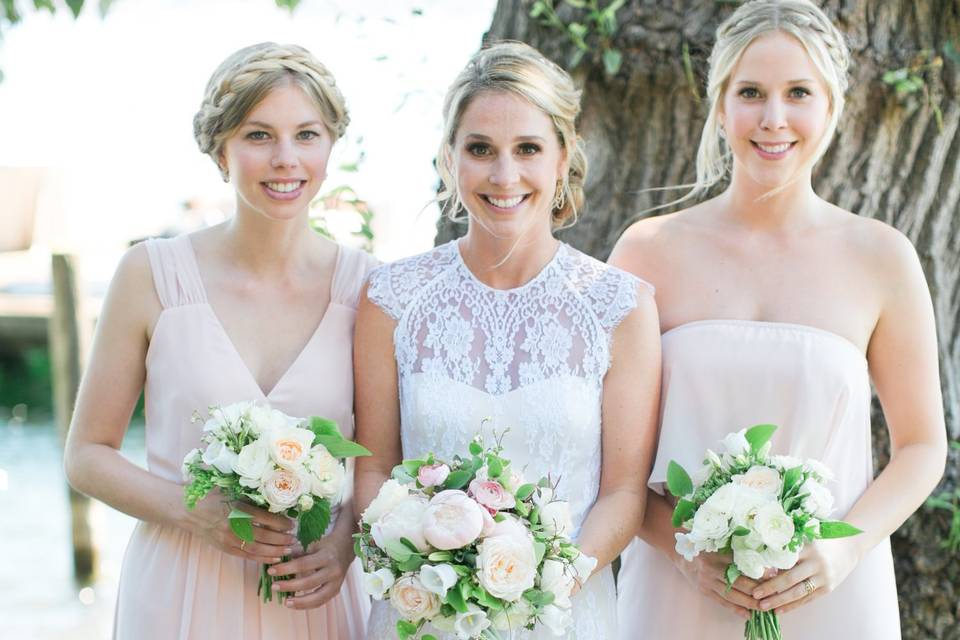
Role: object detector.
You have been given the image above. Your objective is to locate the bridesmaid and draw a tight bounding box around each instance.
[64,43,374,639]
[611,1,946,638]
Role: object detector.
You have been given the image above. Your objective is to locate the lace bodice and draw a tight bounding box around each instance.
[365,240,650,639]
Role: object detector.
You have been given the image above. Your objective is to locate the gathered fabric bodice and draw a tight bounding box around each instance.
[364,240,651,640]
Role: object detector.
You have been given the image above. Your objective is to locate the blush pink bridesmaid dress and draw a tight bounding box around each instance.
[616,320,901,639]
[112,235,375,640]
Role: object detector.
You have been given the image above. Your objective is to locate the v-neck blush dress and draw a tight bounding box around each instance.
[616,320,900,639]
[112,235,376,640]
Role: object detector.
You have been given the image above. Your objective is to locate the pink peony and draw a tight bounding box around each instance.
[468,479,516,512]
[422,490,485,550]
[417,463,451,488]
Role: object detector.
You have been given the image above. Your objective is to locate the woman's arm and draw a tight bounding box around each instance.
[64,244,296,564]
[575,290,661,571]
[753,228,948,613]
[352,286,403,521]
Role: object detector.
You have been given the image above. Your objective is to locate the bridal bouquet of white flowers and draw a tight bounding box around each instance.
[666,424,861,640]
[182,401,371,603]
[356,432,597,640]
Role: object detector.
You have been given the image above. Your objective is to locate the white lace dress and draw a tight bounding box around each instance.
[364,240,651,640]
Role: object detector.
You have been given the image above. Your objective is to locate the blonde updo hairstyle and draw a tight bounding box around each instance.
[436,41,588,229]
[194,42,350,180]
[690,0,850,201]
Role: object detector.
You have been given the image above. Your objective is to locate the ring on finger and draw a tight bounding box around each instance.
[240,540,247,552]
[802,578,816,595]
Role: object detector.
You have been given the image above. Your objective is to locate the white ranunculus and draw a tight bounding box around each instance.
[532,486,554,509]
[362,479,410,524]
[730,487,768,528]
[721,430,750,456]
[261,466,310,512]
[539,603,573,636]
[539,559,576,608]
[675,532,700,562]
[703,484,737,516]
[490,598,533,631]
[245,404,292,436]
[539,500,573,538]
[769,454,803,472]
[389,576,441,622]
[476,519,538,601]
[266,425,316,470]
[754,501,795,549]
[690,503,731,541]
[762,545,800,570]
[181,448,202,481]
[800,478,835,518]
[371,496,430,552]
[733,466,782,499]
[733,546,766,580]
[454,604,491,640]
[201,439,238,475]
[233,439,270,488]
[304,445,345,500]
[418,563,458,597]
[362,567,395,600]
[803,458,835,482]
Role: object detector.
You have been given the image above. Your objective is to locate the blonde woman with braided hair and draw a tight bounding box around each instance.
[353,41,660,639]
[611,1,945,638]
[64,42,375,639]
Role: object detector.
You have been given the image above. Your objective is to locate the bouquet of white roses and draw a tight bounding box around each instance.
[666,424,861,640]
[182,401,371,603]
[355,432,597,640]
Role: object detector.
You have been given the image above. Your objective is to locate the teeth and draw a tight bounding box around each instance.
[266,181,301,193]
[487,195,524,208]
[757,142,791,154]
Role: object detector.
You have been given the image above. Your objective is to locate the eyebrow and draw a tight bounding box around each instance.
[463,134,547,143]
[734,79,816,85]
[242,120,326,128]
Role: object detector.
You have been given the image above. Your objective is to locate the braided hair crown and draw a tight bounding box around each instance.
[194,42,349,177]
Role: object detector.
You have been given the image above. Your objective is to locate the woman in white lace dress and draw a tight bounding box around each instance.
[354,42,661,639]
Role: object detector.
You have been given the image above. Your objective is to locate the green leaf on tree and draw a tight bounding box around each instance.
[666,460,693,497]
[745,424,777,454]
[603,48,623,76]
[228,508,255,542]
[298,498,331,548]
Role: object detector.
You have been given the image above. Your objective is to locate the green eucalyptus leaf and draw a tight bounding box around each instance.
[469,440,483,456]
[396,619,417,640]
[744,424,777,454]
[666,460,693,497]
[443,470,472,490]
[228,508,255,542]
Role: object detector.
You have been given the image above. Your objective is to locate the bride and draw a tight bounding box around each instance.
[353,41,661,638]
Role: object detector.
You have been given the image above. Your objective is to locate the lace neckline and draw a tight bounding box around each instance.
[451,239,566,294]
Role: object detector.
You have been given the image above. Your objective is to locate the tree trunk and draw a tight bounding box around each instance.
[437,2,960,637]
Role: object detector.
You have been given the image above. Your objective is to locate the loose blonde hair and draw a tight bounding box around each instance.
[436,41,587,229]
[194,42,349,179]
[653,0,850,211]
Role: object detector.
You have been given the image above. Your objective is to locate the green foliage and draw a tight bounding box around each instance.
[744,424,777,454]
[308,415,372,457]
[882,50,945,132]
[0,347,53,420]
[228,507,255,541]
[309,184,376,252]
[529,0,626,76]
[297,498,331,548]
[818,520,863,539]
[666,460,693,497]
[183,467,216,509]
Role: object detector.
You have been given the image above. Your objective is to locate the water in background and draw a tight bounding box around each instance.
[0,421,145,639]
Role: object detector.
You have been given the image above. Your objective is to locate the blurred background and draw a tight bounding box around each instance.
[2,1,959,638]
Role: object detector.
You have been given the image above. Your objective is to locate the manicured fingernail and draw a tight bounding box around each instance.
[284,547,293,554]
[268,568,277,575]
[285,599,294,607]
[761,602,771,610]
[753,590,763,598]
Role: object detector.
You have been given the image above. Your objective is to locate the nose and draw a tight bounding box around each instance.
[489,154,519,187]
[760,97,788,131]
[271,137,300,169]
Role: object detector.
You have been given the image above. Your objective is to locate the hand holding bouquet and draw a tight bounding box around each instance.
[666,424,861,640]
[356,433,597,639]
[182,401,371,603]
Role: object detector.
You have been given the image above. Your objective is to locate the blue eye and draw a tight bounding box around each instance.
[518,143,541,155]
[738,87,761,99]
[246,130,270,141]
[789,87,812,99]
[297,130,321,141]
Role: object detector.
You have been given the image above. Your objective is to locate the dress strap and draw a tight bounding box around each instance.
[143,235,207,309]
[330,244,379,310]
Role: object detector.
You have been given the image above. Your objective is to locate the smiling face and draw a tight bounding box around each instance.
[719,31,832,190]
[452,90,567,241]
[220,81,333,222]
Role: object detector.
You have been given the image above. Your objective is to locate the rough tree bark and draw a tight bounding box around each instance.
[437,1,960,637]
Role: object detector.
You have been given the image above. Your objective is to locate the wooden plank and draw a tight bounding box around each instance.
[49,254,96,583]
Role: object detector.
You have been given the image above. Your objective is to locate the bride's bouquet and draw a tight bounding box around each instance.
[667,424,861,640]
[356,432,597,640]
[181,401,371,603]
